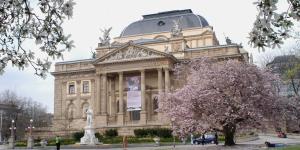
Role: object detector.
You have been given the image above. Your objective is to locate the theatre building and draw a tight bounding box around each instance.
[51,9,249,135]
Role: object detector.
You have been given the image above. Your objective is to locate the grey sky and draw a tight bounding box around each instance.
[0,0,291,113]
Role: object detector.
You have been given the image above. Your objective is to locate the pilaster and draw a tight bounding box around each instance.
[140,69,147,125]
[117,72,124,125]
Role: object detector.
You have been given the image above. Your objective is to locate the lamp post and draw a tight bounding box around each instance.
[0,110,3,143]
[171,117,175,150]
[27,119,35,149]
[8,120,16,149]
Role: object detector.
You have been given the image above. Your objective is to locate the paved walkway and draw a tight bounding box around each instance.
[1,135,299,150]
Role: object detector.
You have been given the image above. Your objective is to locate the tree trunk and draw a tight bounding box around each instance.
[223,123,236,146]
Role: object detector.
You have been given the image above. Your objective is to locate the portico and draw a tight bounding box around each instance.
[93,43,176,127]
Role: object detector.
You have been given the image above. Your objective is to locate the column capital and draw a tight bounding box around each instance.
[157,68,163,71]
[140,69,145,73]
[163,67,170,71]
[118,72,123,75]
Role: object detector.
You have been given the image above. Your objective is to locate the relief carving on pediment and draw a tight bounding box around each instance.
[104,46,161,62]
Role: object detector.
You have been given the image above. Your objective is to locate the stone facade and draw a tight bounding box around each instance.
[51,9,249,136]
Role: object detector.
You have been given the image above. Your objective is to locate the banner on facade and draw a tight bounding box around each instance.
[126,76,141,111]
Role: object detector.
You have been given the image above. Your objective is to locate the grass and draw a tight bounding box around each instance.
[274,145,300,150]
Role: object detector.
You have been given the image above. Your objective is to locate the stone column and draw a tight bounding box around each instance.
[164,68,170,92]
[157,68,163,123]
[100,73,108,126]
[157,68,163,93]
[111,77,116,117]
[140,69,147,125]
[101,73,107,115]
[117,72,124,125]
[95,74,101,114]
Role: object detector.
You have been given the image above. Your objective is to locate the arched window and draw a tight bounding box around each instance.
[153,35,168,41]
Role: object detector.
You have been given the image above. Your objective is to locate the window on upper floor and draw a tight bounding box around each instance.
[82,81,90,93]
[68,82,76,94]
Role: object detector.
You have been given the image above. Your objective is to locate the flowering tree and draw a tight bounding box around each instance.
[0,0,75,78]
[159,58,282,146]
[250,0,300,50]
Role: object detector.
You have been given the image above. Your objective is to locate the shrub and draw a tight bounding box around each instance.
[101,136,123,144]
[72,131,84,141]
[104,129,118,137]
[61,138,76,145]
[15,141,27,147]
[95,132,104,141]
[46,138,76,146]
[134,128,172,138]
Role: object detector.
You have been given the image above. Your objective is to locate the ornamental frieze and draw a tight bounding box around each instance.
[104,46,162,62]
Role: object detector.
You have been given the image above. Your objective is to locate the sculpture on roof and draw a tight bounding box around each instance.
[99,27,112,46]
[171,17,183,37]
[225,37,232,45]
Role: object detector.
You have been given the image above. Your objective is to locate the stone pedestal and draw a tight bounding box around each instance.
[27,136,34,149]
[8,137,14,149]
[80,126,99,145]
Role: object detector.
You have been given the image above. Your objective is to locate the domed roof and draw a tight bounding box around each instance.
[120,9,209,37]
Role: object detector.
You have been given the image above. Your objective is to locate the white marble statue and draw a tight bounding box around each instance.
[86,107,93,127]
[80,107,100,145]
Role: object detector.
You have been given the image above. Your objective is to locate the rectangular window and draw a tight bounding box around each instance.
[82,81,90,93]
[130,110,140,121]
[68,83,75,94]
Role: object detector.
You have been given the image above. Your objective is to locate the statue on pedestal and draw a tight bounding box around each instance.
[80,107,100,145]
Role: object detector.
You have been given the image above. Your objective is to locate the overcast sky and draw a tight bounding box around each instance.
[0,0,291,113]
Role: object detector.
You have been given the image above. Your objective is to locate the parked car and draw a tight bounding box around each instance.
[277,131,287,138]
[193,134,216,145]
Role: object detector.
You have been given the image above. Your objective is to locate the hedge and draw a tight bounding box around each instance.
[134,128,172,138]
[104,129,118,137]
[72,131,84,141]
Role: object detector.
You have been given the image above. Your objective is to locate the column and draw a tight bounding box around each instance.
[98,73,108,126]
[95,75,101,114]
[141,69,146,111]
[101,73,107,115]
[108,78,111,115]
[157,68,163,123]
[164,68,170,92]
[140,69,147,125]
[117,72,124,125]
[157,68,163,93]
[110,77,116,117]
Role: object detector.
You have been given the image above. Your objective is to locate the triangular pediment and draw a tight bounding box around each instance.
[94,42,176,64]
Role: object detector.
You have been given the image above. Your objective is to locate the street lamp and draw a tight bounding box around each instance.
[171,117,175,150]
[9,120,16,149]
[27,119,35,149]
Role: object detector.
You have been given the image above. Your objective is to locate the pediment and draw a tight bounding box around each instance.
[94,42,176,64]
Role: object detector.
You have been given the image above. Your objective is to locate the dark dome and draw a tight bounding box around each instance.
[120,9,209,37]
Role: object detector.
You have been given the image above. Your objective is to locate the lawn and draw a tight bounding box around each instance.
[274,145,300,150]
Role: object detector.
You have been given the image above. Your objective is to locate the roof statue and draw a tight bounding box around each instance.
[99,27,112,46]
[164,45,170,53]
[171,17,183,37]
[225,37,232,45]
